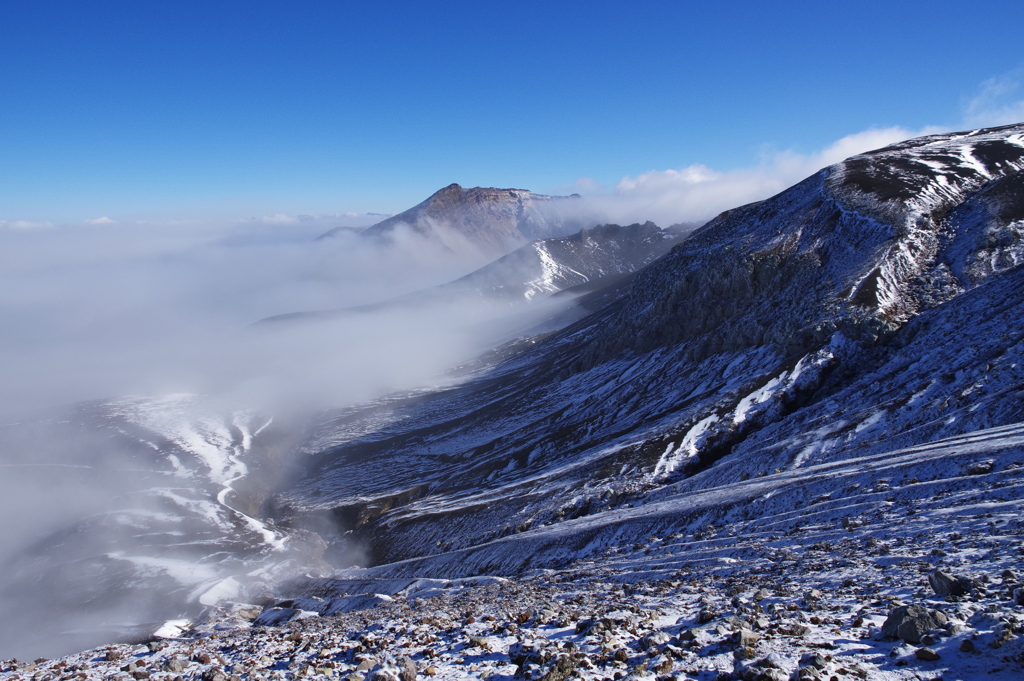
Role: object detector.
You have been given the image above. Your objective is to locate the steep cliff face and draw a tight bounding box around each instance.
[271,124,1024,567]
[318,184,590,259]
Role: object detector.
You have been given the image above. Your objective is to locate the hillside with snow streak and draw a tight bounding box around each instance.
[270,123,1024,569]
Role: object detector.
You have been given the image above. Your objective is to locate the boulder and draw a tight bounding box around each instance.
[928,570,976,597]
[397,656,417,681]
[881,605,948,643]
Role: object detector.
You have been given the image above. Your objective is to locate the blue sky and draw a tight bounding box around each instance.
[2,0,1024,224]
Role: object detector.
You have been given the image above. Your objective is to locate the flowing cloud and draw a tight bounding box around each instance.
[0,216,528,422]
[569,126,946,227]
[83,216,116,225]
[243,211,389,228]
[964,69,1024,128]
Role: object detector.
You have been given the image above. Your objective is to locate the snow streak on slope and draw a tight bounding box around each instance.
[0,396,327,659]
[109,395,285,550]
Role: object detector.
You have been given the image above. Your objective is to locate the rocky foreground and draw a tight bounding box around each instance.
[4,460,1022,681]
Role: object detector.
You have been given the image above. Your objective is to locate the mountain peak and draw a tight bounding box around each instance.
[319,183,591,259]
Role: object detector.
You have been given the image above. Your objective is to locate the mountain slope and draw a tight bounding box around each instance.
[269,123,1024,569]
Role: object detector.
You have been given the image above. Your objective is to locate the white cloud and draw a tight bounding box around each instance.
[244,212,387,228]
[84,216,115,225]
[571,126,945,227]
[964,70,1024,128]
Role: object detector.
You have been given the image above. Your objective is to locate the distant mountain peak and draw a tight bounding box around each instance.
[318,183,592,259]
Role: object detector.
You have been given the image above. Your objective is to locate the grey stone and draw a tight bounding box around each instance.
[928,570,976,597]
[397,656,417,681]
[640,631,672,648]
[915,647,940,661]
[367,670,399,681]
[777,622,811,636]
[163,659,189,673]
[733,629,760,646]
[537,655,575,681]
[881,605,948,643]
[253,607,298,627]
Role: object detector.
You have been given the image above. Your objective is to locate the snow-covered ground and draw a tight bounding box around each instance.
[4,420,1021,680]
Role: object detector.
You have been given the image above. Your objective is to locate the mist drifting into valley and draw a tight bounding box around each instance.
[0,174,709,657]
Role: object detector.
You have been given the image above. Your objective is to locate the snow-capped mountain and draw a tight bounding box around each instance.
[269,123,1024,569]
[317,184,592,259]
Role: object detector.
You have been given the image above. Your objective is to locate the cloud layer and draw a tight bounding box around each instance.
[0,217,516,421]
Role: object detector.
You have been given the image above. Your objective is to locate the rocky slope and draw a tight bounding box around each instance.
[5,434,1022,679]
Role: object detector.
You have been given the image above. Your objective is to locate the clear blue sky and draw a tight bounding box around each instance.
[2,0,1023,223]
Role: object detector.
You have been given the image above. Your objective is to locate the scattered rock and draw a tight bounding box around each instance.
[537,654,575,681]
[914,647,940,661]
